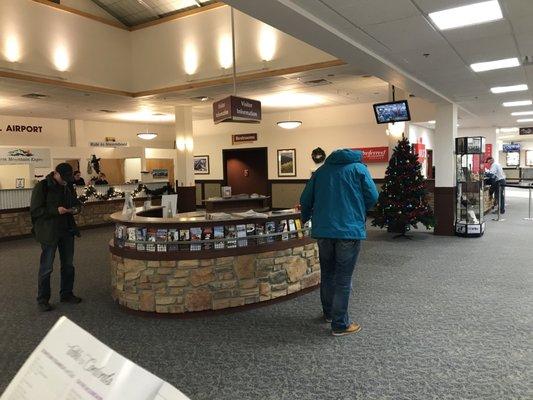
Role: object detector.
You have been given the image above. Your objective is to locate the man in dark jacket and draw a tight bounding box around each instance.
[300,149,378,336]
[30,163,83,311]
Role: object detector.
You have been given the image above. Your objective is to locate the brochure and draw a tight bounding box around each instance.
[236,224,247,247]
[265,221,276,243]
[179,229,190,251]
[136,227,147,242]
[288,219,297,239]
[255,223,265,245]
[213,226,225,249]
[225,225,237,248]
[190,227,202,251]
[295,218,303,238]
[246,223,256,246]
[127,227,136,241]
[147,228,157,243]
[202,227,213,250]
[0,316,190,400]
[167,229,179,252]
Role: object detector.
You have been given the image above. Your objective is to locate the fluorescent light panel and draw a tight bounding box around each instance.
[491,84,528,94]
[517,118,533,123]
[470,57,520,72]
[511,111,533,116]
[499,127,518,133]
[429,0,503,30]
[503,100,532,107]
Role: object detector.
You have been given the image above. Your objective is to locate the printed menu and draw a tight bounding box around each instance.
[1,317,190,400]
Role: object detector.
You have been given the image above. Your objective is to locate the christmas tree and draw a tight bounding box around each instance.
[372,136,434,235]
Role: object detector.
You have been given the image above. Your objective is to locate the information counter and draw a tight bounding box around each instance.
[109,208,320,314]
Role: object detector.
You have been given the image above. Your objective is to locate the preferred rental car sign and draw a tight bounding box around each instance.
[352,147,389,163]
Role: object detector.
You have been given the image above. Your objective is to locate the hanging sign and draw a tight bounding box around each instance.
[413,142,426,164]
[0,148,51,168]
[232,133,257,144]
[484,143,493,162]
[352,147,389,163]
[213,95,261,124]
[519,127,533,135]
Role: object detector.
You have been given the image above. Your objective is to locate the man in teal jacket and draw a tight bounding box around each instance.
[300,149,378,336]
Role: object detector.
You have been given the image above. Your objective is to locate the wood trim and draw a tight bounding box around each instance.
[1,60,345,99]
[133,60,346,97]
[31,0,128,30]
[109,237,315,261]
[270,179,309,184]
[0,70,133,97]
[129,2,226,31]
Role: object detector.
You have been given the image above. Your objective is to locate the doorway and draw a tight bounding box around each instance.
[223,147,268,196]
[427,149,434,179]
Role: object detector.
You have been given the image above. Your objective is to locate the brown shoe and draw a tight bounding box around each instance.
[332,323,362,336]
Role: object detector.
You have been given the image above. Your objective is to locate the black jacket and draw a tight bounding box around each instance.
[30,173,81,245]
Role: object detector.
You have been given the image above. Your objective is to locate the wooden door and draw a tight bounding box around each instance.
[98,159,125,185]
[427,149,434,179]
[145,159,174,186]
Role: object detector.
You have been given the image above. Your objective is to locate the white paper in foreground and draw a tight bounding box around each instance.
[1,316,190,400]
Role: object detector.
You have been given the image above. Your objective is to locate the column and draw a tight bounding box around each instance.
[433,103,458,235]
[174,106,196,212]
[68,119,84,147]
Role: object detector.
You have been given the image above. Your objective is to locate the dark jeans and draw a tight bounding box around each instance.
[37,235,75,303]
[491,179,506,213]
[317,238,361,330]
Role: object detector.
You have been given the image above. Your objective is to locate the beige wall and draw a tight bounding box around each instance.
[0,164,33,189]
[193,103,390,180]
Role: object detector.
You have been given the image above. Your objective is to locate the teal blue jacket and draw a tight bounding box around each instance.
[300,149,379,240]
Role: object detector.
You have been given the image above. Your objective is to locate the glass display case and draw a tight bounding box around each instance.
[455,136,486,237]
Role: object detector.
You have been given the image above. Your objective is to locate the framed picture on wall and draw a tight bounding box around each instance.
[193,155,210,175]
[526,150,533,166]
[15,178,25,188]
[277,149,297,177]
[506,151,520,167]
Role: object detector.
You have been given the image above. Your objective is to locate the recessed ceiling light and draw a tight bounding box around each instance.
[99,109,117,113]
[503,100,532,107]
[490,84,528,94]
[470,57,520,72]
[21,93,49,99]
[499,127,518,133]
[517,118,533,123]
[511,111,533,116]
[427,120,436,124]
[429,0,503,31]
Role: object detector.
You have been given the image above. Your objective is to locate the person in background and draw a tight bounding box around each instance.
[300,149,378,337]
[485,156,506,214]
[73,170,85,187]
[30,163,83,312]
[94,172,109,185]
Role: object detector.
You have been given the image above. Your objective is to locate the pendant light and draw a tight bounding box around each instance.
[277,110,302,129]
[137,127,157,140]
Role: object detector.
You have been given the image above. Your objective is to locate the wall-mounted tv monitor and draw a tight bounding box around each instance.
[502,143,520,152]
[373,100,411,124]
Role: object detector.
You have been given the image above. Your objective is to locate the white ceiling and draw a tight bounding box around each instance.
[0,65,388,122]
[224,0,533,130]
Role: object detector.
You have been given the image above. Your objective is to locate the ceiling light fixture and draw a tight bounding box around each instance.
[277,120,302,129]
[511,110,533,116]
[503,100,533,107]
[429,0,503,31]
[470,57,520,72]
[490,84,528,94]
[499,127,518,133]
[516,118,533,123]
[137,132,158,140]
[427,120,436,124]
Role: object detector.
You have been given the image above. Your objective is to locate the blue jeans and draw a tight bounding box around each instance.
[317,238,361,330]
[37,235,75,303]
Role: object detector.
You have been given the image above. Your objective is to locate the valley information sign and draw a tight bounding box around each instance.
[213,95,261,124]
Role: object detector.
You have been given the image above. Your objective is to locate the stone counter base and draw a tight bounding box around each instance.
[110,242,320,313]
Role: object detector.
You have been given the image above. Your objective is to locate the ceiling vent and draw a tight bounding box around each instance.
[152,113,165,116]
[99,109,117,113]
[302,78,332,87]
[21,93,49,99]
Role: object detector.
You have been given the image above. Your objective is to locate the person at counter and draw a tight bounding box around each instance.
[485,157,506,214]
[92,172,109,185]
[300,149,378,337]
[30,163,83,312]
[73,170,85,187]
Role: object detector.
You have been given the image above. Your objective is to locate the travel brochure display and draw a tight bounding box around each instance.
[0,317,189,400]
[114,217,307,251]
